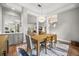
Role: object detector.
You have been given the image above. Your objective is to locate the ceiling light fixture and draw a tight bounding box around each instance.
[48,15,58,24]
[6,3,15,10]
[38,4,45,23]
[12,8,15,10]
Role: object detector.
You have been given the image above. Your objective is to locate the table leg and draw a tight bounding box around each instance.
[45,40,47,54]
[37,41,40,56]
[51,39,53,48]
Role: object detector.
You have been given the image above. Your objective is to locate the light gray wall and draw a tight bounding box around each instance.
[0,6,2,33]
[27,14,36,24]
[52,7,79,42]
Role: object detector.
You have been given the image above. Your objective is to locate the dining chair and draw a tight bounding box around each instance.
[26,34,47,55]
[51,34,57,47]
[26,35,34,55]
[0,35,9,56]
[43,36,52,54]
[44,34,57,53]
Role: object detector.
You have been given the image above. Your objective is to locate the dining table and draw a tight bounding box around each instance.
[31,34,56,56]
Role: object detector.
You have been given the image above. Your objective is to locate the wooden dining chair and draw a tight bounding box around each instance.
[51,34,57,47]
[0,35,9,56]
[43,36,52,54]
[45,34,57,51]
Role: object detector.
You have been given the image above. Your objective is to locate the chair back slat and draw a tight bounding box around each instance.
[26,35,32,49]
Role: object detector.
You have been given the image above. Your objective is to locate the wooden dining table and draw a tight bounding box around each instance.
[31,34,54,56]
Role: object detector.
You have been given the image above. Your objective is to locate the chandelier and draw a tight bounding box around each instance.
[48,15,58,24]
[38,4,45,23]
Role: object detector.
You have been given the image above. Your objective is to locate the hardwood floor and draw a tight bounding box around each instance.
[67,41,79,56]
[8,45,17,56]
[8,43,27,56]
[8,41,69,56]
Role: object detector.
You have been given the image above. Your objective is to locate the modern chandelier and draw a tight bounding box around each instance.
[37,4,45,23]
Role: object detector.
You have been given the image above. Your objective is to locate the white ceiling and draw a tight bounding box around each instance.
[18,3,74,15]
[1,3,79,24]
[1,3,79,15]
[1,3,22,13]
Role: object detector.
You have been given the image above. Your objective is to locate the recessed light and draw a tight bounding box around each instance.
[12,8,15,10]
[6,3,16,10]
